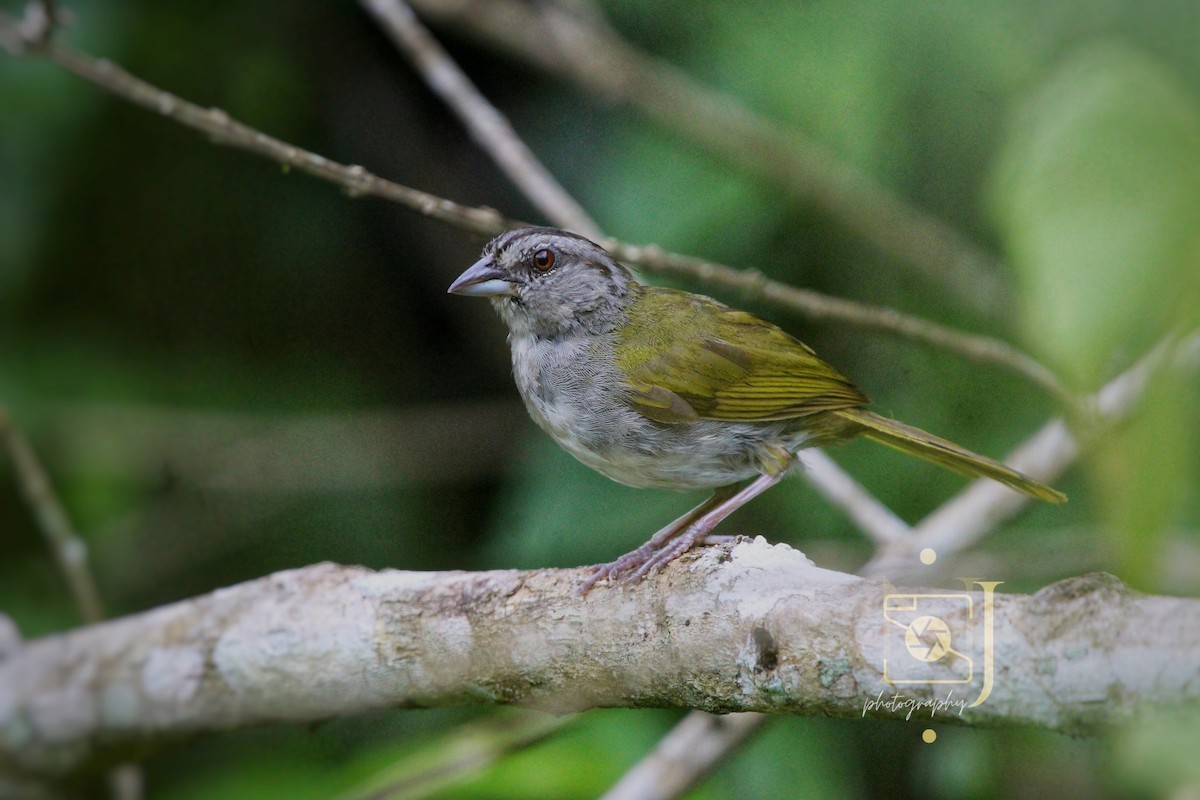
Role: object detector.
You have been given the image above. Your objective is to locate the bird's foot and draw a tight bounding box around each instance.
[577,541,658,594]
[577,480,768,594]
[578,526,714,594]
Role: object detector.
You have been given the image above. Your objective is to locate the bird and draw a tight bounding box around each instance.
[448,227,1065,591]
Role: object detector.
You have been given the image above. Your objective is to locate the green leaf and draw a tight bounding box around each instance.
[990,43,1200,588]
[990,43,1200,388]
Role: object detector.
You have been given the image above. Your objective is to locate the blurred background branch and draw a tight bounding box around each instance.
[0,8,1073,403]
[866,329,1200,579]
[0,409,106,623]
[0,408,142,798]
[405,0,1014,317]
[360,0,602,238]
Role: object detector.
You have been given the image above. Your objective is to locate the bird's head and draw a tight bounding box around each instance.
[448,227,636,339]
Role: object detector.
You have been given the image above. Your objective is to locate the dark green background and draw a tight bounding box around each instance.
[2,0,1198,797]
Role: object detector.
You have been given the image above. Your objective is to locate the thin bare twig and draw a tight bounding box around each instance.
[343,711,571,800]
[361,0,602,239]
[0,410,105,623]
[610,240,1078,408]
[0,10,1073,404]
[406,0,1012,316]
[0,11,514,238]
[797,450,911,546]
[0,408,145,799]
[600,713,765,800]
[863,330,1198,578]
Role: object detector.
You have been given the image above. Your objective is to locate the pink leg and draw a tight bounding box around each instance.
[629,471,784,580]
[580,470,785,593]
[577,486,734,594]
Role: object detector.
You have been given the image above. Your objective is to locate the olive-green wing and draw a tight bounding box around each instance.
[614,287,868,424]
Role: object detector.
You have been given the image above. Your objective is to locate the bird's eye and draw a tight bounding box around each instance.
[532,249,556,271]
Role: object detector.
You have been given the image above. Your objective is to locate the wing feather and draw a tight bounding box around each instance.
[616,287,868,423]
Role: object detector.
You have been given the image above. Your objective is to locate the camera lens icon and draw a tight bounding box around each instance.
[882,593,974,684]
[903,615,954,662]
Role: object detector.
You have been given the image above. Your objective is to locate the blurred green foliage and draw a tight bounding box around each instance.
[2,0,1198,797]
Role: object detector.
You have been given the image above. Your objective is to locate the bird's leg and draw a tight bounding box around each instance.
[628,470,785,580]
[578,486,738,594]
[580,460,791,592]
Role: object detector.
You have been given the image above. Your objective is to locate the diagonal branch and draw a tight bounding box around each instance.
[600,712,765,800]
[0,12,514,237]
[609,330,1197,798]
[405,0,1012,315]
[0,410,105,624]
[603,240,1076,407]
[1,405,145,799]
[798,450,911,546]
[360,0,602,239]
[0,10,1072,404]
[864,330,1199,577]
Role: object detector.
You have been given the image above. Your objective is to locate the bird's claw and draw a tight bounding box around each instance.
[577,527,714,594]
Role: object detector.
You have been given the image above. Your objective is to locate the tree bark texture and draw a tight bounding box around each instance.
[2,538,1197,781]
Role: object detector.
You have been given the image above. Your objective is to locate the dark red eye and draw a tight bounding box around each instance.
[532,249,555,271]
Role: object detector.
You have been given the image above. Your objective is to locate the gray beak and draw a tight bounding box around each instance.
[448,257,517,297]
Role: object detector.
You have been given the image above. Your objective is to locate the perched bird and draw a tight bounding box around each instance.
[449,227,1065,590]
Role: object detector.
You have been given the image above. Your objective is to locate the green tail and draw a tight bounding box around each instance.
[835,409,1066,503]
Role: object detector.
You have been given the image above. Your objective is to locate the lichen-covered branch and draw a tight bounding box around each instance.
[2,539,1196,781]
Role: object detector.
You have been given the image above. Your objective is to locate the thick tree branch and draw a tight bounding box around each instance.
[2,540,1196,781]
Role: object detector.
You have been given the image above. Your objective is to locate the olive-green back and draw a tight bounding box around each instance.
[614,287,868,424]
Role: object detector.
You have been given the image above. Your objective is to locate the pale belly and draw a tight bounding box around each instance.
[558,416,808,490]
[514,346,808,489]
[509,331,820,489]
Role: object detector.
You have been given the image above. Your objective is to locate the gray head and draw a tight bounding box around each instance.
[448,227,637,339]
